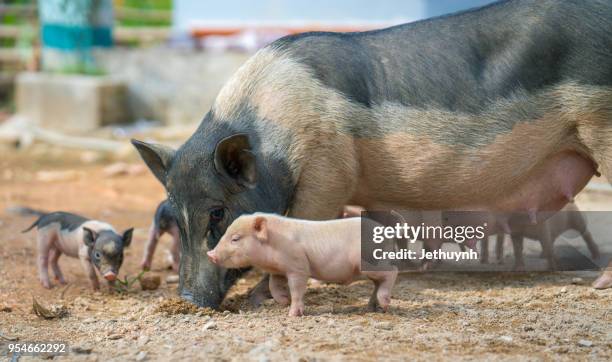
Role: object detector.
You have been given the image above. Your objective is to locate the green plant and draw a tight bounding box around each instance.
[114,270,146,293]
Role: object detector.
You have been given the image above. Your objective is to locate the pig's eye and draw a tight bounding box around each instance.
[231,235,240,243]
[210,208,225,223]
[93,251,101,260]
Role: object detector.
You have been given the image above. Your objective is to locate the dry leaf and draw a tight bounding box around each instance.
[32,298,68,319]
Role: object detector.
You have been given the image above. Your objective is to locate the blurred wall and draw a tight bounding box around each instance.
[174,0,495,31]
[100,0,499,126]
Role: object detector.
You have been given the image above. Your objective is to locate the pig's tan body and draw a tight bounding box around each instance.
[209,213,397,316]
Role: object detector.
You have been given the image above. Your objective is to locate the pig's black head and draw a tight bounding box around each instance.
[131,116,292,308]
[83,227,133,281]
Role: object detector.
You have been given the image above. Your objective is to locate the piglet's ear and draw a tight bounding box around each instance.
[253,216,267,241]
[83,227,97,248]
[122,228,134,248]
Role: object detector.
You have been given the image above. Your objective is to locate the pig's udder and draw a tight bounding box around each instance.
[494,151,596,215]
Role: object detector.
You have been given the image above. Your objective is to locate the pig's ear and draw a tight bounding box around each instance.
[83,227,97,247]
[122,228,134,248]
[253,216,267,241]
[214,134,257,190]
[131,139,176,185]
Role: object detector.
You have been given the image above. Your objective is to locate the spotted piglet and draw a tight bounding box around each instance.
[22,211,133,290]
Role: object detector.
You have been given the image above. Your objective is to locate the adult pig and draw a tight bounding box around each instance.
[132,0,612,307]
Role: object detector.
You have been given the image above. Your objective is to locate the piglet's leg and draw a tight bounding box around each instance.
[540,230,557,271]
[287,274,308,317]
[80,257,100,291]
[49,247,66,285]
[367,280,380,311]
[141,225,161,271]
[592,261,612,289]
[37,230,53,288]
[248,274,272,307]
[495,233,505,263]
[365,269,397,312]
[376,271,397,312]
[511,234,525,271]
[480,237,489,264]
[269,274,290,306]
[581,231,600,260]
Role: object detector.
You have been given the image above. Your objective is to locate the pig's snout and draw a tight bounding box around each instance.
[103,271,117,281]
[207,250,218,264]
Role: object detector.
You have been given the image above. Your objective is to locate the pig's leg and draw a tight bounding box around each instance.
[495,233,505,263]
[79,257,100,291]
[248,275,273,307]
[367,280,380,311]
[269,274,290,306]
[287,274,308,317]
[366,270,397,312]
[511,234,525,271]
[49,247,66,285]
[37,229,54,288]
[592,261,612,289]
[581,231,600,260]
[141,225,161,271]
[480,237,489,264]
[375,271,397,312]
[540,231,557,271]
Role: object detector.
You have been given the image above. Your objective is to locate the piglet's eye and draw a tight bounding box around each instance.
[94,251,101,259]
[231,235,240,243]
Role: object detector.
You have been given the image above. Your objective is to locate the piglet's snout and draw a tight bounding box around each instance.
[207,250,218,264]
[103,272,117,281]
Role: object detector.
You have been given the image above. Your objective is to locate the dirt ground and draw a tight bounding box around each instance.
[0,150,611,362]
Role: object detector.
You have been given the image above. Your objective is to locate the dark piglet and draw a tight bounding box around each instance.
[141,199,180,272]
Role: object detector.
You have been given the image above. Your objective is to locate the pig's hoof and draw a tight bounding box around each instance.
[272,295,290,306]
[592,274,612,289]
[288,307,304,317]
[40,280,52,289]
[57,278,67,285]
[368,301,378,312]
[140,261,151,271]
[248,291,271,308]
[377,295,391,312]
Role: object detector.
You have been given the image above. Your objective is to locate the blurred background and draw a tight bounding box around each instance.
[0,0,494,137]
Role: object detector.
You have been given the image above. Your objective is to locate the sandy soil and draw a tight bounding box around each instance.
[0,151,610,361]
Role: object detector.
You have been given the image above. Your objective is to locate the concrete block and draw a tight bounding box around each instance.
[16,72,129,132]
